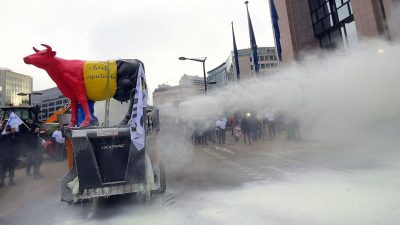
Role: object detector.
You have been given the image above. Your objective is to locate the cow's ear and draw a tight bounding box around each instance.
[50,51,57,57]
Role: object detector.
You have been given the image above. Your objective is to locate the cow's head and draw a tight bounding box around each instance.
[23,44,57,68]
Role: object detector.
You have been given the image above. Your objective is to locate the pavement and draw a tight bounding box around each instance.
[0,159,68,218]
[0,131,299,219]
[2,130,398,225]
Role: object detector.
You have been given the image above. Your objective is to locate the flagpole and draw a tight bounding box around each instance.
[245,1,253,77]
[1,112,31,134]
[245,1,259,77]
[269,0,282,66]
[231,21,240,81]
[269,0,278,63]
[21,121,32,131]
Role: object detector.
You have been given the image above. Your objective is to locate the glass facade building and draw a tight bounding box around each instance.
[31,87,69,121]
[0,68,33,106]
[271,0,397,64]
[207,47,278,88]
[309,0,358,49]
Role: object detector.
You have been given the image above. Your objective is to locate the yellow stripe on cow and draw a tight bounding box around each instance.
[83,61,117,101]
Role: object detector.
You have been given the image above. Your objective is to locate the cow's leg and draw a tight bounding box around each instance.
[78,97,92,127]
[68,101,78,127]
[119,91,135,125]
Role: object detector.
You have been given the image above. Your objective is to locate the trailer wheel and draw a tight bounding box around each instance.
[159,163,166,193]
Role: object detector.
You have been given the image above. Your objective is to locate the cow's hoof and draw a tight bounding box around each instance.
[67,123,76,128]
[79,122,90,128]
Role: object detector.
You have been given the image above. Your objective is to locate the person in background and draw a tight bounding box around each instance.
[215,120,220,144]
[265,112,276,138]
[287,115,302,141]
[230,114,239,136]
[232,123,242,142]
[241,113,252,145]
[216,117,227,144]
[0,126,20,187]
[52,125,65,161]
[26,123,44,178]
[249,114,258,141]
[0,124,5,187]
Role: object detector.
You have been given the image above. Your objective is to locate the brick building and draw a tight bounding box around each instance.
[270,0,400,64]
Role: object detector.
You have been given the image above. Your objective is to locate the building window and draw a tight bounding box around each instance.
[56,100,63,105]
[337,4,350,21]
[259,56,265,61]
[49,102,54,106]
[260,64,266,69]
[309,0,355,49]
[344,20,358,48]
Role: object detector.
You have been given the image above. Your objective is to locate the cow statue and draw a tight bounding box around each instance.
[23,44,143,127]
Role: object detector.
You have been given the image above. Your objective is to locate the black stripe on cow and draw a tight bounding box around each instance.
[114,59,140,102]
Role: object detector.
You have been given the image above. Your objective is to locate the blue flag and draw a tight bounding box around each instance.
[232,22,241,81]
[270,0,282,61]
[246,1,259,75]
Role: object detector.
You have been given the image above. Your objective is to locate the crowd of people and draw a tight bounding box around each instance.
[191,111,301,146]
[0,121,66,188]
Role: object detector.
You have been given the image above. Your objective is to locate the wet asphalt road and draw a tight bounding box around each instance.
[1,136,399,225]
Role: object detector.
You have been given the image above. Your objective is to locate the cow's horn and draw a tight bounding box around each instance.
[41,44,52,51]
[33,47,40,53]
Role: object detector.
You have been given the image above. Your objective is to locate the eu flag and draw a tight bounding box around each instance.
[232,22,241,81]
[245,1,259,75]
[270,0,282,61]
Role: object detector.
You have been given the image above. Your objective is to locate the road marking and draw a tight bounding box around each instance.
[224,144,350,174]
[214,146,234,154]
[268,166,286,173]
[202,147,269,182]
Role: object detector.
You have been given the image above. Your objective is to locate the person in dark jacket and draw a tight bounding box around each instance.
[25,123,44,178]
[0,126,20,187]
[0,124,5,187]
[241,113,252,145]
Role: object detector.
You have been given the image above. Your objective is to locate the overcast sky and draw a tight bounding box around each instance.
[0,0,274,95]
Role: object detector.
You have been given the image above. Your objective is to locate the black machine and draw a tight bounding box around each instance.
[0,105,40,126]
[61,109,165,202]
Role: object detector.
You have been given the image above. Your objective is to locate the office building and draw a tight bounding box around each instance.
[179,74,205,94]
[152,84,196,108]
[31,87,69,121]
[271,0,400,63]
[0,68,33,106]
[207,47,279,88]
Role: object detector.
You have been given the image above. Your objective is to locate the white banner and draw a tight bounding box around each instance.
[130,64,148,150]
[2,112,23,134]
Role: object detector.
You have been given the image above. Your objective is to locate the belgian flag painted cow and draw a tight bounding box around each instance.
[23,44,144,127]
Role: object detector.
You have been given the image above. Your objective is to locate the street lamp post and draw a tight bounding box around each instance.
[17,92,43,106]
[179,56,208,93]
